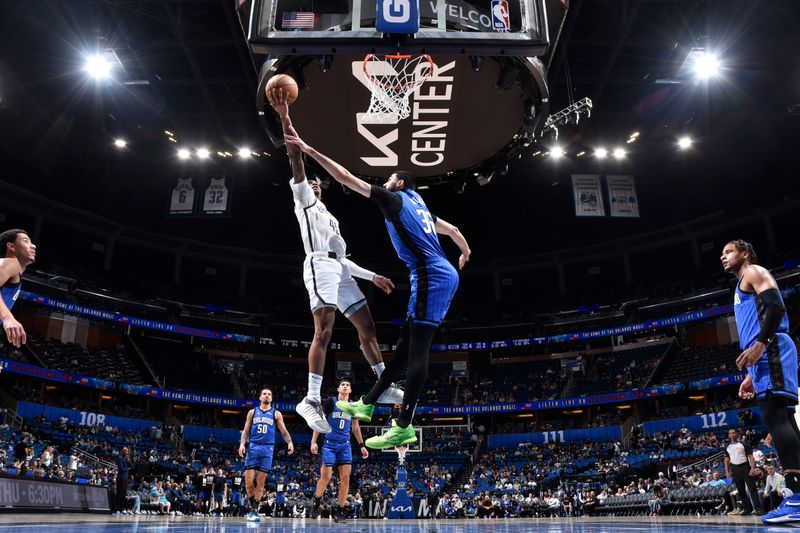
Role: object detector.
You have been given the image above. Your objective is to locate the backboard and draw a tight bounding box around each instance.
[236,0,564,185]
[239,0,550,56]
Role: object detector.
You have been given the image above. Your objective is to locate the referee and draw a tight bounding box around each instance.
[724,429,763,515]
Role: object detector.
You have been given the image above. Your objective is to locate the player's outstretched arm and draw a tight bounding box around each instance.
[434,218,471,270]
[284,133,371,197]
[736,264,785,369]
[238,409,254,458]
[269,89,305,183]
[275,411,294,455]
[342,258,395,294]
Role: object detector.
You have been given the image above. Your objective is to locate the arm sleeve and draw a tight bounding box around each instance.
[322,397,334,416]
[369,185,403,218]
[289,178,316,208]
[755,288,786,344]
[342,258,375,281]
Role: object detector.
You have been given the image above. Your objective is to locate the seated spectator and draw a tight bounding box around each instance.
[150,481,171,515]
[763,464,785,512]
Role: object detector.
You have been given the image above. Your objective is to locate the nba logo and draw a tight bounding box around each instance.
[491,0,510,31]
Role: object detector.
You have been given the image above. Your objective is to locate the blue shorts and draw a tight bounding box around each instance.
[232,492,242,506]
[245,443,274,472]
[749,333,798,403]
[213,492,224,503]
[321,441,352,467]
[408,261,458,327]
[198,490,209,500]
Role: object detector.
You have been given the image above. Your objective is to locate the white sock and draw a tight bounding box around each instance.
[371,362,385,378]
[308,373,323,401]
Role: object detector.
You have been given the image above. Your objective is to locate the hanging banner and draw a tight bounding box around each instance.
[202,177,231,216]
[607,175,640,218]
[571,174,605,217]
[168,177,196,216]
[452,360,468,378]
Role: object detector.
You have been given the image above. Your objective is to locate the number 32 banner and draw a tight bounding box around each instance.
[202,177,232,217]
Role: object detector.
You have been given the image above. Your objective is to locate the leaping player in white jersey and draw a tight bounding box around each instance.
[269,88,404,434]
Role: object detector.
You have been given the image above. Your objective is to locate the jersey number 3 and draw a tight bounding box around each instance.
[416,209,434,234]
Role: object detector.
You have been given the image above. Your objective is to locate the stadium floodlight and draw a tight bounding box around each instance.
[177,148,191,160]
[694,52,720,80]
[678,136,693,150]
[238,147,251,159]
[196,148,210,159]
[595,148,608,159]
[613,148,626,159]
[113,139,127,148]
[84,53,112,80]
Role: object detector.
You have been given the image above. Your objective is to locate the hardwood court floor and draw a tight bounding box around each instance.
[0,515,796,532]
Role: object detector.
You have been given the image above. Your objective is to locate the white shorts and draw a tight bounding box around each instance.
[303,255,366,317]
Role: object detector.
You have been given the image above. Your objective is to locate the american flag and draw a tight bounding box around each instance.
[282,12,316,29]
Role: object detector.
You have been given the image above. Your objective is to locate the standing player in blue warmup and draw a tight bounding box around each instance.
[0,229,36,349]
[309,379,368,522]
[285,132,471,449]
[721,240,800,524]
[238,388,294,522]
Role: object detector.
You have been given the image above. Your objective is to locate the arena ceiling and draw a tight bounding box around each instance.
[0,0,798,264]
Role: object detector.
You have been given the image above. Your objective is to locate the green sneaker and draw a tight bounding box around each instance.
[364,420,417,450]
[336,397,374,422]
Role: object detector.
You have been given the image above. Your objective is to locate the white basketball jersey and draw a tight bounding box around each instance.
[169,178,195,215]
[203,178,229,214]
[290,179,346,256]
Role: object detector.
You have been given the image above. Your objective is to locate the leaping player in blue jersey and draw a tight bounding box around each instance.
[309,379,368,523]
[721,240,800,525]
[0,229,36,349]
[238,388,294,522]
[285,131,471,450]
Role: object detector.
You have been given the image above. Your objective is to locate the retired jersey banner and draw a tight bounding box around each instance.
[202,177,231,216]
[168,177,196,216]
[571,175,605,217]
[607,175,640,218]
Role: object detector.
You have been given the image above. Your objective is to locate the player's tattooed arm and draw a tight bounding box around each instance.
[238,409,254,458]
[268,88,306,183]
[275,411,294,455]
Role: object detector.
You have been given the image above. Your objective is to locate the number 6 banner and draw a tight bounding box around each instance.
[168,177,196,216]
[202,177,232,217]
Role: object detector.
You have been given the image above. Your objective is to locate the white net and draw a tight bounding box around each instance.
[362,54,434,123]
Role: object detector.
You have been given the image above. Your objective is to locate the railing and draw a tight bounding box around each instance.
[1,406,23,430]
[71,446,118,474]
[674,450,726,479]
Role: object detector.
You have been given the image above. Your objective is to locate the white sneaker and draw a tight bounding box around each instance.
[246,511,262,522]
[377,383,404,405]
[295,396,332,433]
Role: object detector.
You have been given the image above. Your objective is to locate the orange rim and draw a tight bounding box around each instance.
[362,54,434,92]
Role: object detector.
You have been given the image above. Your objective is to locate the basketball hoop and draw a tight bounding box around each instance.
[362,53,434,123]
[395,445,408,466]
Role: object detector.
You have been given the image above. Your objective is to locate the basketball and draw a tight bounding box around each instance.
[266,74,299,105]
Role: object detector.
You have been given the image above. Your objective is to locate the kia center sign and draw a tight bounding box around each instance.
[287,55,526,180]
[0,477,110,511]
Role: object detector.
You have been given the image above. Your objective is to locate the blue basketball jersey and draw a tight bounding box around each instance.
[325,397,352,445]
[384,189,449,272]
[734,279,789,349]
[0,281,20,313]
[249,405,275,446]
